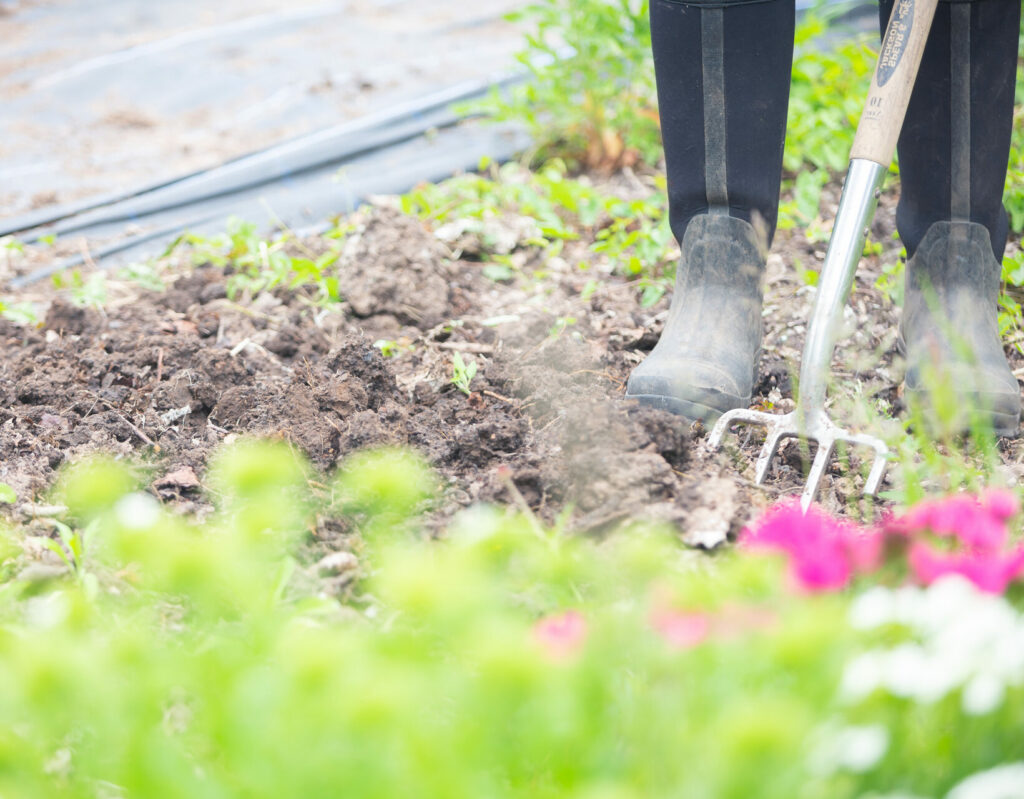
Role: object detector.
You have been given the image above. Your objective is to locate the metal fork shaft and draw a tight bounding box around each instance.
[798,158,887,429]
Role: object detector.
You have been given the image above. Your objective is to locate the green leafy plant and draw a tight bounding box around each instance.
[785,12,876,176]
[0,299,40,325]
[51,269,108,309]
[777,12,877,231]
[471,0,658,170]
[402,159,675,280]
[168,217,344,304]
[451,351,478,395]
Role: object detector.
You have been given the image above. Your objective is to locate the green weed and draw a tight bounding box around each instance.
[167,217,345,304]
[470,0,658,170]
[451,351,479,395]
[51,269,107,309]
[0,299,40,325]
[402,159,674,280]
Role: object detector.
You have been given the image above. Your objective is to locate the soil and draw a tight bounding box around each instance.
[2,189,1023,548]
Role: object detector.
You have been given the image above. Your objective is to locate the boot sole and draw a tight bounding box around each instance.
[904,388,1021,438]
[626,392,748,425]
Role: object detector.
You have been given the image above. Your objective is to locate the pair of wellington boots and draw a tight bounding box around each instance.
[626,214,1021,436]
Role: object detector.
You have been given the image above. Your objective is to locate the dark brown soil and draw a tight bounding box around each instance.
[2,195,1021,543]
[0,207,711,540]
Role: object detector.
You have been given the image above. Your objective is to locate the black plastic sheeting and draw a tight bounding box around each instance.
[4,0,869,289]
[7,76,530,288]
[1,0,525,216]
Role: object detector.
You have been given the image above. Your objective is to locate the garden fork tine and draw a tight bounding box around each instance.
[708,0,939,511]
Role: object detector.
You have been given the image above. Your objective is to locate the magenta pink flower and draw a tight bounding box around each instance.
[650,609,711,650]
[742,500,882,592]
[908,541,1024,594]
[885,493,1009,551]
[533,610,587,660]
[983,488,1020,522]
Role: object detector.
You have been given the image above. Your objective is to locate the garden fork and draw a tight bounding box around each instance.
[709,0,940,511]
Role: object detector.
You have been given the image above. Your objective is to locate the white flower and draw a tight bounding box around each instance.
[891,585,928,629]
[990,626,1024,686]
[961,673,1006,716]
[842,579,1024,708]
[915,577,980,634]
[858,793,933,799]
[945,762,1024,799]
[850,586,897,630]
[882,644,934,700]
[808,722,889,776]
[836,724,890,773]
[840,652,884,703]
[114,492,161,530]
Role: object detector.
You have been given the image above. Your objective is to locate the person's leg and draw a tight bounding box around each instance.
[626,0,795,422]
[884,0,1022,433]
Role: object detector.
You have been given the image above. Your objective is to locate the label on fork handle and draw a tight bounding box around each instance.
[877,0,914,87]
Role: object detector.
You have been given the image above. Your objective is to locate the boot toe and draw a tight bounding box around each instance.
[626,357,751,423]
[905,362,1021,436]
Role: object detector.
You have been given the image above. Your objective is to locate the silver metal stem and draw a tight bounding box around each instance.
[797,158,887,426]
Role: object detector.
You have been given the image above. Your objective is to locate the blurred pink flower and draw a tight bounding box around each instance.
[650,609,710,650]
[884,493,1009,551]
[744,488,1024,595]
[984,488,1021,521]
[533,610,587,659]
[908,542,1024,594]
[742,500,882,592]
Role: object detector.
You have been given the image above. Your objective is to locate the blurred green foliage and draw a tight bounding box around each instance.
[0,442,1020,797]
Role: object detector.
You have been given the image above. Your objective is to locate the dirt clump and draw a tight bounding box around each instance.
[340,207,453,327]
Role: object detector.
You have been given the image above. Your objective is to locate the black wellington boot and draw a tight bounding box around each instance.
[626,0,794,423]
[902,222,1020,435]
[881,0,1022,434]
[627,214,765,421]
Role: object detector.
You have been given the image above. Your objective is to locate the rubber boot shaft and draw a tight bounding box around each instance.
[626,214,765,422]
[902,221,1021,435]
[878,0,1020,260]
[651,0,794,245]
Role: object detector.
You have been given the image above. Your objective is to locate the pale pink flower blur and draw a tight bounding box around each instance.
[649,602,776,650]
[533,610,588,659]
[650,609,711,650]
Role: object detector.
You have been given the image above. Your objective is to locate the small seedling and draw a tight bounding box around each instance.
[34,519,99,596]
[548,316,577,338]
[451,352,478,395]
[375,339,402,358]
[0,300,40,325]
